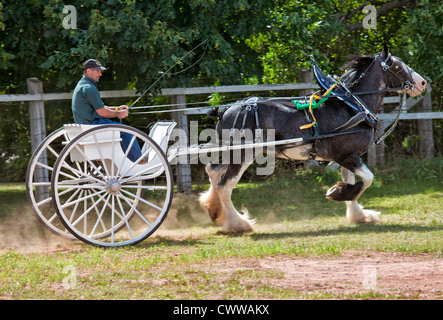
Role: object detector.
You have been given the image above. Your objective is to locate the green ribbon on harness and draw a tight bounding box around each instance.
[292,87,334,111]
[292,82,338,131]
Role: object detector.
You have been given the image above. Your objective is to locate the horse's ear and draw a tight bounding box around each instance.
[382,41,389,58]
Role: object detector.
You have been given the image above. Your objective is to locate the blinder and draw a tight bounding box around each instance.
[375,53,415,90]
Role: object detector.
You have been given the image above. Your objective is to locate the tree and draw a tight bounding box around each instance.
[0,0,279,93]
[247,0,442,89]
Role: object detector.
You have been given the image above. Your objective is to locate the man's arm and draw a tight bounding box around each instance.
[96,105,129,119]
[83,84,129,120]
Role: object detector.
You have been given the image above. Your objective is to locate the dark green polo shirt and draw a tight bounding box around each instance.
[71,75,105,124]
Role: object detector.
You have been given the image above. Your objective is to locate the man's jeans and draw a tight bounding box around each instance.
[88,118,143,163]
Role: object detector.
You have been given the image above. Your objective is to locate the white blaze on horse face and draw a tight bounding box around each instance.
[407,71,427,97]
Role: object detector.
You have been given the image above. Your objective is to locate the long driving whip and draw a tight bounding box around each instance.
[128,39,209,109]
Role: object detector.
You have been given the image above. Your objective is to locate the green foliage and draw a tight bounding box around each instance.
[2,1,441,92]
[0,102,31,181]
[247,0,443,90]
[0,0,276,92]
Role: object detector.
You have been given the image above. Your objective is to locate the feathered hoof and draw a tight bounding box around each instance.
[346,202,380,224]
[326,181,364,201]
[221,210,255,234]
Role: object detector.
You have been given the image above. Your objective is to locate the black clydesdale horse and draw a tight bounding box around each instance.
[200,44,427,233]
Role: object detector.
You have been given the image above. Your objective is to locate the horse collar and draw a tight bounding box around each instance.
[310,56,378,126]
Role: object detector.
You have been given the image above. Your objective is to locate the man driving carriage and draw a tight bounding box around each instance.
[71,59,145,163]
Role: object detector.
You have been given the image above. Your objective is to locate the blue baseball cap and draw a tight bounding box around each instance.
[82,59,107,71]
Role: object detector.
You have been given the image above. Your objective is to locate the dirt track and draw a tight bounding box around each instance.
[207,250,442,299]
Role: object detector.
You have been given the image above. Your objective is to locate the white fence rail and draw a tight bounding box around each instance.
[1,78,438,193]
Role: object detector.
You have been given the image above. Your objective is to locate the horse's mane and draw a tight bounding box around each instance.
[341,55,375,84]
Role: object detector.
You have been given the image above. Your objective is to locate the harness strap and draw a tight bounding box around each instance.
[333,75,378,124]
[332,112,366,133]
[240,105,251,138]
[303,109,319,137]
[229,98,262,144]
[229,107,243,144]
[375,93,404,145]
[254,106,263,143]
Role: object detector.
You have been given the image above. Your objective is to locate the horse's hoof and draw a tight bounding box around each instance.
[326,181,364,201]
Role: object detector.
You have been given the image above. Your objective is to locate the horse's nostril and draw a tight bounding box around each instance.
[422,80,427,86]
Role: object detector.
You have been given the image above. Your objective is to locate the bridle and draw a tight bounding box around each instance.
[375,53,416,90]
[347,52,416,92]
[338,52,418,147]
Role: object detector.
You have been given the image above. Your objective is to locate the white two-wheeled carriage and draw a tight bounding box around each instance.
[26,122,177,247]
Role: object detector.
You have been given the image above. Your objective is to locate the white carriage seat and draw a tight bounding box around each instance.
[62,122,176,158]
[62,124,117,164]
[143,121,177,156]
[61,122,176,178]
[63,124,96,142]
[139,121,176,175]
[63,122,177,178]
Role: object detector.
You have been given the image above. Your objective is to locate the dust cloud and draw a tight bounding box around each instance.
[0,194,213,253]
[0,207,73,253]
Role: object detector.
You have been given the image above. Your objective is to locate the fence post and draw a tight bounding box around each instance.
[170,94,192,194]
[298,69,319,169]
[368,104,386,168]
[375,104,385,167]
[418,85,434,159]
[27,78,48,201]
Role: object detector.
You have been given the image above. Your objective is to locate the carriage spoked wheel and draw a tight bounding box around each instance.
[26,127,77,240]
[51,125,174,247]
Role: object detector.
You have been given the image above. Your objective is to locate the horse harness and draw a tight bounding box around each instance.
[227,97,263,145]
[218,53,413,157]
[293,54,413,152]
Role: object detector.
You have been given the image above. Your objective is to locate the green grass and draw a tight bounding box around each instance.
[0,183,27,219]
[0,158,441,299]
